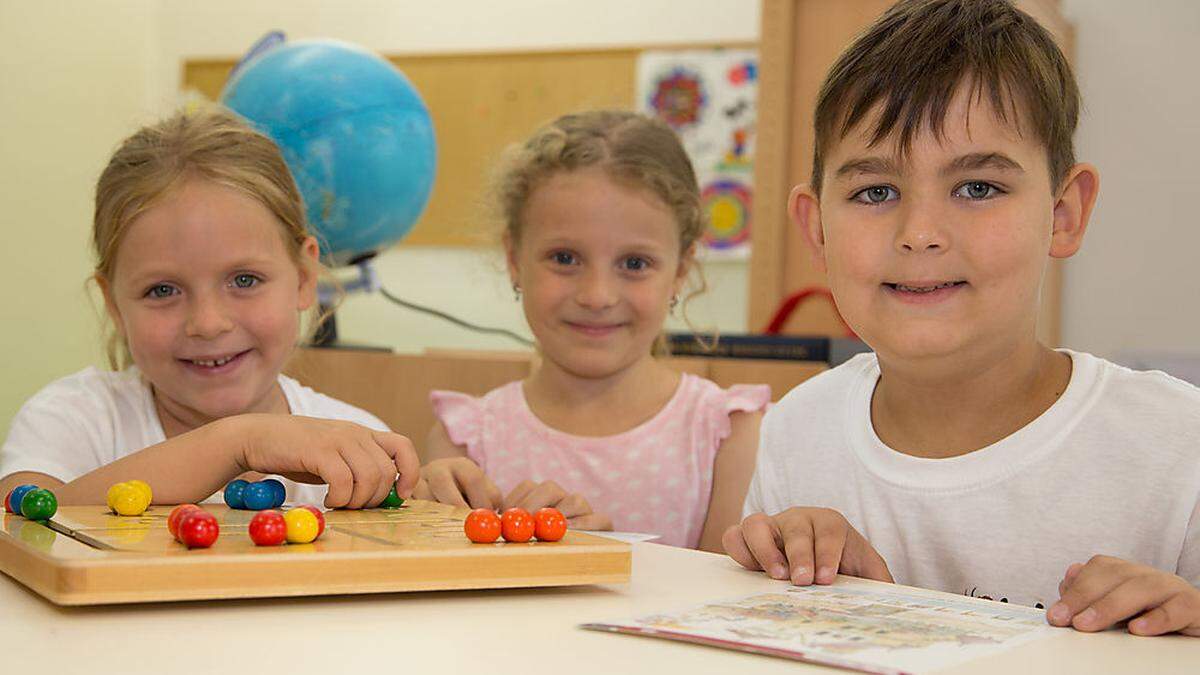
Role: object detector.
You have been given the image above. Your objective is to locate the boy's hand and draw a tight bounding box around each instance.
[1047,555,1200,636]
[412,457,503,510]
[235,415,420,510]
[723,507,893,585]
[503,480,613,531]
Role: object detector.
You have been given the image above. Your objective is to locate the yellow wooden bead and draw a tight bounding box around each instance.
[283,508,319,544]
[110,484,149,516]
[126,480,153,505]
[106,482,128,512]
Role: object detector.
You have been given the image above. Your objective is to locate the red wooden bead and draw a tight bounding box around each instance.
[168,504,201,539]
[534,507,568,542]
[464,508,502,543]
[297,505,325,538]
[248,510,288,546]
[500,507,535,543]
[177,510,219,549]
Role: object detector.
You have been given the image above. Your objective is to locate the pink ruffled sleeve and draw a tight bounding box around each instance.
[711,383,772,443]
[429,390,485,457]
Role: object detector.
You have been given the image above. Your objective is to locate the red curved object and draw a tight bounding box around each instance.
[764,286,856,337]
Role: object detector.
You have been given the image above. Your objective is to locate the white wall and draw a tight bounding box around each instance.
[0,1,156,435]
[1060,0,1200,358]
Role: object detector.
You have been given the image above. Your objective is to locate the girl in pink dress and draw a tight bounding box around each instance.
[422,111,769,550]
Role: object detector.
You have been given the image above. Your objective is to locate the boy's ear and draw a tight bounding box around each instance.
[296,236,321,311]
[95,274,126,338]
[1049,163,1100,259]
[790,184,827,273]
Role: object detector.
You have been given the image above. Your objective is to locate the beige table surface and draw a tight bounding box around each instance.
[0,542,1196,674]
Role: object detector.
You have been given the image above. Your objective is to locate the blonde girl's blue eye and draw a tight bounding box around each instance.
[621,256,650,272]
[551,251,577,266]
[232,273,260,289]
[852,185,899,205]
[954,181,1003,200]
[146,284,176,299]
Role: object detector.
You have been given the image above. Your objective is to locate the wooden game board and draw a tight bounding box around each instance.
[0,500,631,605]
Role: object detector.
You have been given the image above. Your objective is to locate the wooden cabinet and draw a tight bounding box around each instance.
[749,0,1074,345]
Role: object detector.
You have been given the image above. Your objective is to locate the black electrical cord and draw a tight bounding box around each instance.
[377,286,534,348]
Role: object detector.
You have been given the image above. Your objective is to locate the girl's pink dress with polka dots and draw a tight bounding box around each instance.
[431,374,770,548]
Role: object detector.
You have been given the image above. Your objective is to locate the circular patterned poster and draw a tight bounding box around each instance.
[700,179,752,250]
[648,68,707,130]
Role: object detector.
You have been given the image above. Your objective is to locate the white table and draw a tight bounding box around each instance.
[1,543,1196,674]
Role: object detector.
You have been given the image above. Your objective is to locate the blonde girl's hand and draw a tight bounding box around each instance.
[1047,556,1200,636]
[234,414,420,510]
[412,457,503,509]
[502,480,613,531]
[722,507,893,586]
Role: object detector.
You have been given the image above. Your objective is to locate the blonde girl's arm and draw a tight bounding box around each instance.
[1,417,257,507]
[2,415,421,509]
[696,410,764,553]
[415,422,503,509]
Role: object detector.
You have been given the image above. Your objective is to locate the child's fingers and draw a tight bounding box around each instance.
[455,464,501,510]
[503,480,536,510]
[843,533,895,583]
[1068,575,1175,632]
[315,453,355,509]
[722,526,761,572]
[551,493,591,520]
[568,513,613,531]
[425,467,469,507]
[776,513,818,585]
[338,442,386,509]
[510,480,567,512]
[1059,561,1085,596]
[374,432,420,498]
[809,511,850,585]
[742,513,791,580]
[1047,555,1132,627]
[411,479,433,501]
[1128,590,1200,636]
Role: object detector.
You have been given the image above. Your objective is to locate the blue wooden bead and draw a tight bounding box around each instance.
[241,482,275,511]
[223,479,250,509]
[261,478,286,508]
[8,485,38,516]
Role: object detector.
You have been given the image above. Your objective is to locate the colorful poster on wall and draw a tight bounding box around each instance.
[637,49,758,259]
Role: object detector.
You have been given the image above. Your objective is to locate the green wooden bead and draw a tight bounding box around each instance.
[381,487,404,509]
[20,488,57,521]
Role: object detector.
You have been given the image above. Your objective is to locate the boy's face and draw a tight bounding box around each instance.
[796,87,1094,367]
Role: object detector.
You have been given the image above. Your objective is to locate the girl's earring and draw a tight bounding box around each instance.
[669,294,679,314]
[513,283,522,301]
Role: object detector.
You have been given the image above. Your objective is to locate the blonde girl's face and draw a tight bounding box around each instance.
[101,178,319,425]
[508,168,689,380]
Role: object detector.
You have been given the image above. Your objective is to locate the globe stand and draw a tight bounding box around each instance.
[310,256,385,351]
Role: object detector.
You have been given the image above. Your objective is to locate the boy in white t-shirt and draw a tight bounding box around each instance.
[724,0,1200,637]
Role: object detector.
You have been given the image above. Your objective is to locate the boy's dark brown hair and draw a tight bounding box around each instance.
[811,0,1079,195]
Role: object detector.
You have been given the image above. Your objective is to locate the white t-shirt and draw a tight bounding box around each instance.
[745,350,1200,609]
[0,366,389,506]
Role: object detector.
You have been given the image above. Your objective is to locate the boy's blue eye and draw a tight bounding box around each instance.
[232,274,260,289]
[852,185,898,205]
[146,284,176,299]
[954,181,1002,200]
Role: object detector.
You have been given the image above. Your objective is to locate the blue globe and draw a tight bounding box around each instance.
[221,39,436,266]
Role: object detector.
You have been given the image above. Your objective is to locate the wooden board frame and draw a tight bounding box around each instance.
[0,502,630,606]
[749,0,1074,344]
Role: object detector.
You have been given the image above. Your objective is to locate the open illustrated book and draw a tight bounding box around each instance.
[582,578,1057,674]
